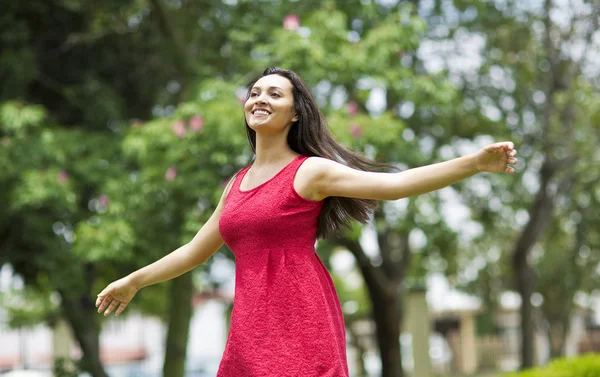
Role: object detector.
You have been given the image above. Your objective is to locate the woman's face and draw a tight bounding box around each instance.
[244,74,298,132]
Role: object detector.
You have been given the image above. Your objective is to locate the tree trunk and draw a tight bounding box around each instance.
[514,255,535,368]
[60,292,108,377]
[163,272,194,377]
[334,235,405,377]
[371,288,403,377]
[346,318,369,377]
[512,161,556,369]
[546,313,571,360]
[548,322,565,359]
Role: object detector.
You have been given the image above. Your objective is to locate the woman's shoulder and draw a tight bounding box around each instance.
[296,156,341,193]
[295,156,330,202]
[300,156,339,176]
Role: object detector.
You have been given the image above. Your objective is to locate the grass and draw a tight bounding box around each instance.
[446,372,503,377]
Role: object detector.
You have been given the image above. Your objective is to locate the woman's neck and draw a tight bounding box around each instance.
[253,134,298,167]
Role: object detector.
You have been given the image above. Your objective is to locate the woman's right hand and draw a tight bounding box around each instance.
[95,276,139,316]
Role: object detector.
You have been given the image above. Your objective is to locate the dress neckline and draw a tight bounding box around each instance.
[238,155,303,193]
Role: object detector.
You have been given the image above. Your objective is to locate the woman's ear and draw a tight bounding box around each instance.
[292,113,299,122]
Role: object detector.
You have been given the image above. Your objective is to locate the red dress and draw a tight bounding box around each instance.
[217,155,349,377]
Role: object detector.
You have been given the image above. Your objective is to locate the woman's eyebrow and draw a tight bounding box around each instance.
[251,86,284,91]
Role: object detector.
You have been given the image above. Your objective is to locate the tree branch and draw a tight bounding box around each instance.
[543,0,560,90]
[398,231,411,281]
[564,0,600,84]
[149,0,195,79]
[512,159,557,263]
[329,235,393,297]
[375,207,394,273]
[374,206,407,282]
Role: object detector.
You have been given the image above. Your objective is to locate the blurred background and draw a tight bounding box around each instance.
[1,0,599,376]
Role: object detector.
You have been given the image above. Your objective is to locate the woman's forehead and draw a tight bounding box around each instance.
[253,74,293,91]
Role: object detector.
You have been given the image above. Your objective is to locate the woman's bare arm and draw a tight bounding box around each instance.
[303,141,517,201]
[96,176,235,316]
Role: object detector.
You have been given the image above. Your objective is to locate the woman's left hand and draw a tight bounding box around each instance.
[475,141,518,174]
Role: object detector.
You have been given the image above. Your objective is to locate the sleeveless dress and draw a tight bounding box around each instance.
[217,155,349,377]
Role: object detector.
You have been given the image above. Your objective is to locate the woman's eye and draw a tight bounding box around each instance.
[271,93,281,97]
[250,92,259,97]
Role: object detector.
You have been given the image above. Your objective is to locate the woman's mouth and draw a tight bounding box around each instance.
[252,109,271,117]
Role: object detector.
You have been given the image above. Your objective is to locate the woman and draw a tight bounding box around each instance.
[96,67,518,376]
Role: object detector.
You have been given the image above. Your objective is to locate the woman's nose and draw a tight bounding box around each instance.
[256,94,267,103]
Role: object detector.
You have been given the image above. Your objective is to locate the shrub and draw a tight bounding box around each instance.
[504,354,600,377]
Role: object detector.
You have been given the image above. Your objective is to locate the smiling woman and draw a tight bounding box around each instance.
[95,67,518,377]
[244,76,298,134]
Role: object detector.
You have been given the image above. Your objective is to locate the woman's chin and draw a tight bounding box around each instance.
[248,121,271,130]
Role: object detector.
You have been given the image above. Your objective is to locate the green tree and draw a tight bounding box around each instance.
[0,102,121,377]
[436,0,600,367]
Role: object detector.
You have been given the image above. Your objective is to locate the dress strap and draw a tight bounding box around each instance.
[282,155,310,178]
[224,165,250,201]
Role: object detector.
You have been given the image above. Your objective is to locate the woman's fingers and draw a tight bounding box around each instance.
[96,294,112,313]
[115,302,128,316]
[103,300,120,316]
[96,280,136,317]
[484,141,516,154]
[95,294,107,308]
[495,141,514,150]
[502,141,515,150]
[96,285,113,307]
[96,292,130,316]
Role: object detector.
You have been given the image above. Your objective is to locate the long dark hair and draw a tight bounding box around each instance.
[245,67,399,239]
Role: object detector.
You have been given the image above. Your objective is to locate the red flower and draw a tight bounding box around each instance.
[347,101,358,116]
[57,171,69,184]
[189,115,205,133]
[283,14,300,31]
[98,194,110,209]
[350,123,363,139]
[172,120,186,138]
[165,167,177,181]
